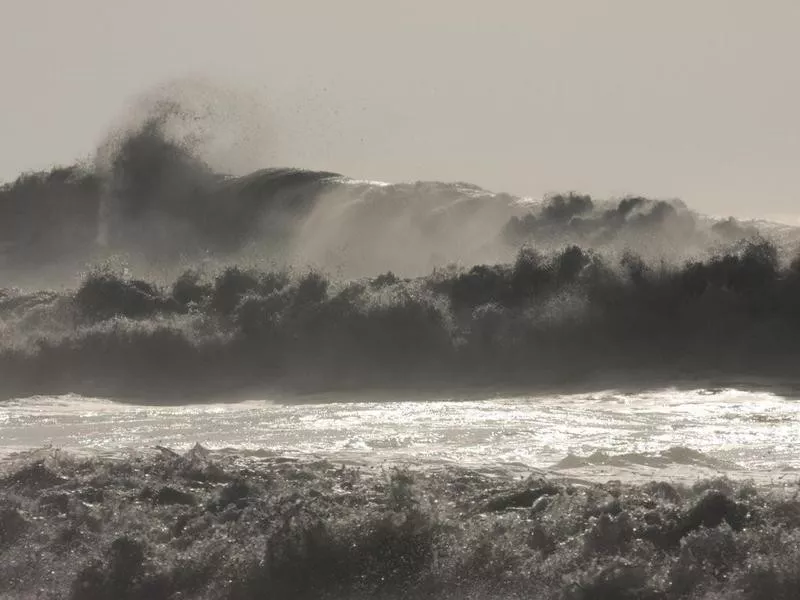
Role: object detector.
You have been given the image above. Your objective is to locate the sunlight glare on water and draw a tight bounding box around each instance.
[1,388,798,478]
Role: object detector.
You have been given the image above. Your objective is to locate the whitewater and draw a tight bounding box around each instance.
[4,93,800,599]
[3,387,798,485]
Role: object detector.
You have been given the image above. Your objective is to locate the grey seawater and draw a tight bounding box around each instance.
[1,387,798,482]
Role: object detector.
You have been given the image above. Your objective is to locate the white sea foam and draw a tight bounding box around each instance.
[2,387,797,483]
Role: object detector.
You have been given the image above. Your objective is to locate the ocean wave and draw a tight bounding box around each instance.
[3,92,800,400]
[553,446,741,471]
[1,446,798,599]
[2,239,800,401]
[3,95,798,285]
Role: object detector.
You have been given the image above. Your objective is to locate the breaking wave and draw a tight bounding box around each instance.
[4,85,800,599]
[2,87,800,400]
[1,446,799,599]
[2,238,800,401]
[3,88,798,287]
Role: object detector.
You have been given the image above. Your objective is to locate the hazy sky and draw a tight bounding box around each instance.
[1,0,798,220]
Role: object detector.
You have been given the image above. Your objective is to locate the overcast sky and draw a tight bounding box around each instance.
[1,0,798,221]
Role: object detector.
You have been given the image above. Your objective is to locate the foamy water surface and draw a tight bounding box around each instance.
[1,388,798,482]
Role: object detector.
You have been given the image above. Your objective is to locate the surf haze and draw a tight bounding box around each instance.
[3,3,800,599]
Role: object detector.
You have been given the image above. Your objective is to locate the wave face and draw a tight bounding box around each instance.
[2,239,800,401]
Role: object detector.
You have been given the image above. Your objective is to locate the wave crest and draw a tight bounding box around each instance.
[3,92,797,284]
[2,239,800,400]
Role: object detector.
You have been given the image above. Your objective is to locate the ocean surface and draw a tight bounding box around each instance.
[3,387,797,483]
[5,87,800,599]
